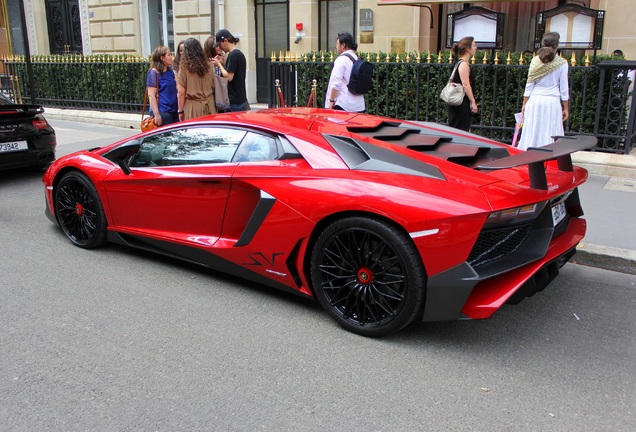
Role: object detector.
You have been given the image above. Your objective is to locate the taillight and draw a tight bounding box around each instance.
[32,119,49,129]
[484,203,545,228]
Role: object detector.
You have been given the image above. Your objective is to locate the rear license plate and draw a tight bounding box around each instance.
[551,201,567,226]
[0,141,28,153]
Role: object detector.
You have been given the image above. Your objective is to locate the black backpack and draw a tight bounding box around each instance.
[342,53,374,95]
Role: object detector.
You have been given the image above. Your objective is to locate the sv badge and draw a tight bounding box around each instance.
[245,252,284,267]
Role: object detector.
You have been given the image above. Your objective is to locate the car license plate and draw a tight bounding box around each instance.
[0,141,28,153]
[551,201,567,226]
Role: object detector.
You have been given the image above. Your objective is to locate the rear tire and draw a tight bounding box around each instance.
[54,171,107,249]
[310,217,426,337]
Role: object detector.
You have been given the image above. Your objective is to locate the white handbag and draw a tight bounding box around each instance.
[440,60,465,106]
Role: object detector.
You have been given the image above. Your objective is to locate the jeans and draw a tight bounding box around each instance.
[155,111,179,125]
[224,101,251,113]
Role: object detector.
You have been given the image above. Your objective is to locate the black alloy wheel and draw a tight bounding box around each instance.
[55,171,107,249]
[310,217,426,337]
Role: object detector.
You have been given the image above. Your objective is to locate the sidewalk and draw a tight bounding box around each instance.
[43,105,270,130]
[44,107,636,275]
[576,175,636,275]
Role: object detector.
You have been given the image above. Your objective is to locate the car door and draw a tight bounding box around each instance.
[220,131,284,242]
[103,126,246,245]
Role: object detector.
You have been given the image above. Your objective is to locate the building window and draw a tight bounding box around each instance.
[256,0,289,57]
[148,0,174,51]
[319,0,356,51]
[471,1,565,52]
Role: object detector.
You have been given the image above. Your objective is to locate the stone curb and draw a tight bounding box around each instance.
[43,105,271,131]
[45,107,140,130]
[573,243,636,275]
[572,150,636,180]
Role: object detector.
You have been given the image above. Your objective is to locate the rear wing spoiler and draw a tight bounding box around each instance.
[0,104,45,116]
[476,135,597,190]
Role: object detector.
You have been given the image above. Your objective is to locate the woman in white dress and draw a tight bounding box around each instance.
[518,32,569,151]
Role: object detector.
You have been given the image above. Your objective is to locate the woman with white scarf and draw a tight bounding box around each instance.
[518,32,569,151]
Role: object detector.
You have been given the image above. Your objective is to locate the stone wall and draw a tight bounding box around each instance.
[88,0,139,53]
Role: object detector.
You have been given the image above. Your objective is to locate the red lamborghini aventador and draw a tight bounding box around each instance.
[43,108,596,336]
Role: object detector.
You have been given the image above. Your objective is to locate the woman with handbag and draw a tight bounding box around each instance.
[177,38,217,121]
[447,36,478,132]
[145,45,179,127]
[204,36,229,112]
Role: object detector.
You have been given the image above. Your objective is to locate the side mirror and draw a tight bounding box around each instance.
[103,139,140,176]
[117,159,131,175]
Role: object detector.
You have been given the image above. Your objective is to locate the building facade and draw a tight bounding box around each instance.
[1,0,634,103]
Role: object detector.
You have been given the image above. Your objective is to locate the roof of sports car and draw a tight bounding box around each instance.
[191,107,508,168]
[204,107,383,131]
[178,108,596,180]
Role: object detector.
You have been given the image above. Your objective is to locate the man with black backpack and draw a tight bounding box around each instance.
[325,32,370,113]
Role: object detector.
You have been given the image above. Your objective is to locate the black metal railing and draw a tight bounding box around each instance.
[1,54,148,113]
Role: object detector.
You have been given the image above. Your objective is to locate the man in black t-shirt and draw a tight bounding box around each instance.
[211,29,250,112]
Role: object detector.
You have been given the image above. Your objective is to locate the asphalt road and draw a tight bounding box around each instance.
[0,120,634,431]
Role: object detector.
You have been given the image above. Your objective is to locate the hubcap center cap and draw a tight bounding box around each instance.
[75,203,84,216]
[357,267,373,284]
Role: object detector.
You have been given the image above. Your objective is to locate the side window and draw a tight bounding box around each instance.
[232,132,278,162]
[319,0,356,51]
[130,127,246,167]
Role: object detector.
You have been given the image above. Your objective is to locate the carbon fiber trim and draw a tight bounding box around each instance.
[107,231,310,299]
[323,134,446,180]
[477,135,597,190]
[234,190,276,247]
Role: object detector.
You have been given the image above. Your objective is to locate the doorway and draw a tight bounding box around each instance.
[45,0,83,54]
[255,0,289,103]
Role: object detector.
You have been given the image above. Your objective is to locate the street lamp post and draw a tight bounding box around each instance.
[18,0,36,103]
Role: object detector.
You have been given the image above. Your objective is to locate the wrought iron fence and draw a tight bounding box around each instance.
[1,54,148,112]
[270,52,636,154]
[1,53,635,153]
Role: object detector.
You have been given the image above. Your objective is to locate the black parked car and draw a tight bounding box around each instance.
[0,94,56,171]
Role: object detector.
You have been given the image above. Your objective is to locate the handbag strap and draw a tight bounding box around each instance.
[141,69,159,119]
[448,59,464,84]
[141,88,148,119]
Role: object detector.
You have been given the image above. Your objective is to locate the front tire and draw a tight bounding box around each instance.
[55,171,107,249]
[310,217,426,337]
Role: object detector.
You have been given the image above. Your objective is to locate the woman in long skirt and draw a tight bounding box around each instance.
[518,32,569,150]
